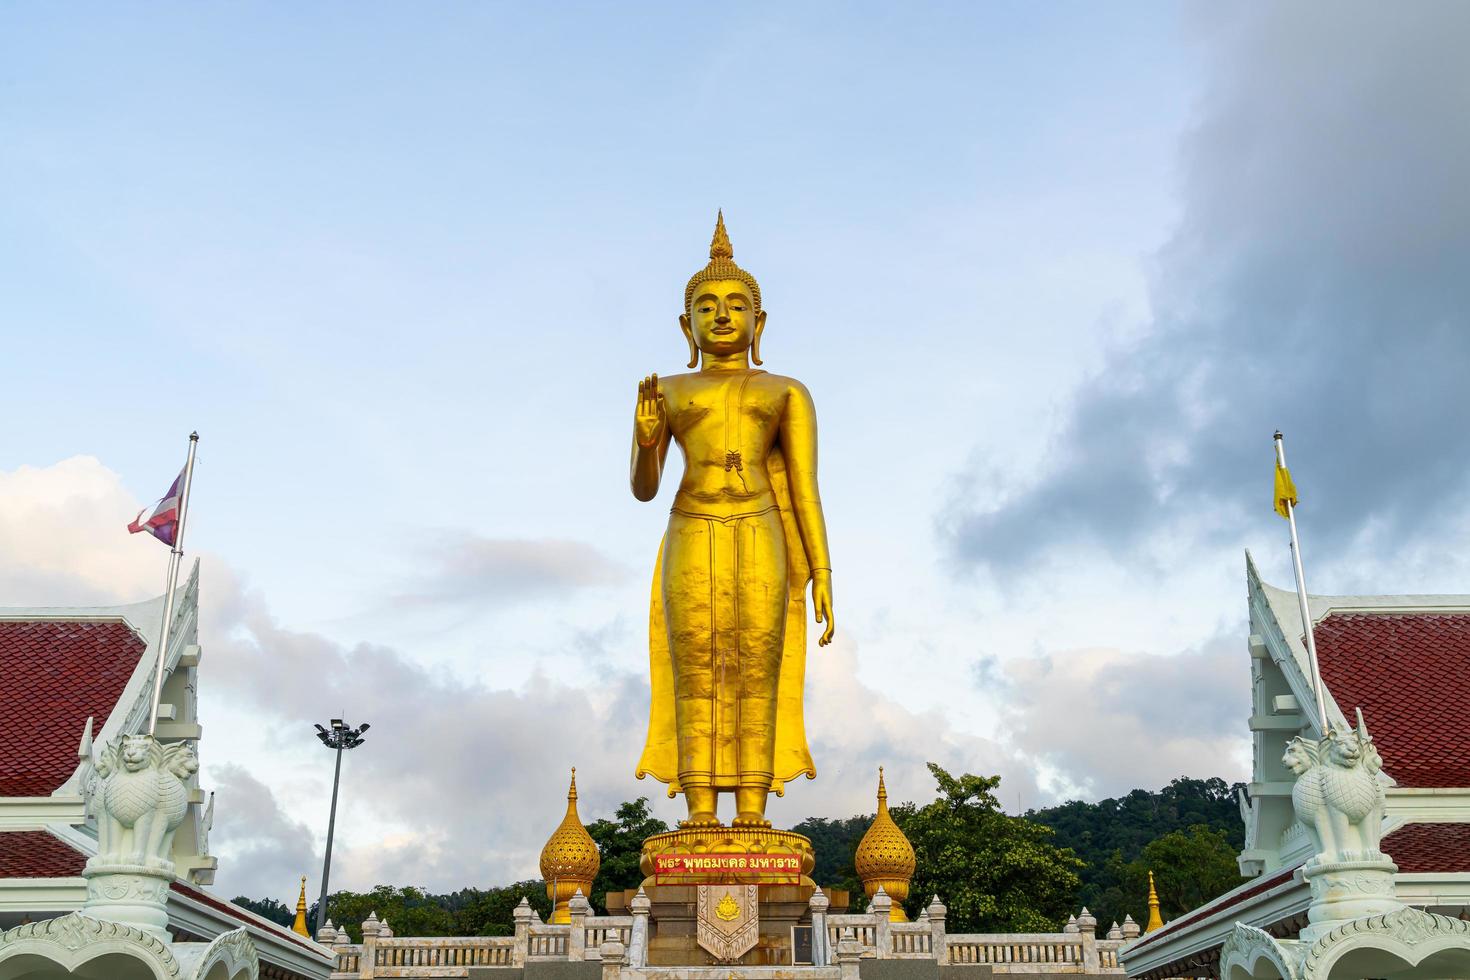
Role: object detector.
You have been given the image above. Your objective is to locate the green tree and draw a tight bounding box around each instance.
[449,881,554,936]
[587,798,669,911]
[791,814,869,908]
[1118,825,1245,926]
[896,764,1082,932]
[317,886,456,942]
[232,895,293,928]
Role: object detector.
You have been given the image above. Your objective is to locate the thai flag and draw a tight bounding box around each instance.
[127,468,185,547]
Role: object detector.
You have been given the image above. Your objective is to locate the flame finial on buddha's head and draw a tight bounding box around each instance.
[684,210,762,315]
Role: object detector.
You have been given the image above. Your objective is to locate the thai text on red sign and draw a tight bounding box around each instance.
[652,853,801,879]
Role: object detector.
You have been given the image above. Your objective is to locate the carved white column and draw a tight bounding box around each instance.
[835,928,863,980]
[568,889,589,961]
[599,940,625,980]
[1076,907,1098,972]
[808,886,830,966]
[512,897,535,967]
[871,887,892,958]
[927,895,947,964]
[628,886,651,967]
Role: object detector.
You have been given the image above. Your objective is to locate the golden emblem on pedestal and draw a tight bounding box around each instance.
[855,767,916,921]
[716,892,741,921]
[538,768,599,924]
[631,212,834,832]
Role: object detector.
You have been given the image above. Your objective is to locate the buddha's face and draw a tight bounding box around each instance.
[683,279,764,357]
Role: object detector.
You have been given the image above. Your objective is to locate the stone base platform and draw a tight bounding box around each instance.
[607,884,851,967]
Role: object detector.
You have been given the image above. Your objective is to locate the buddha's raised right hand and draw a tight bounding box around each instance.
[635,374,667,448]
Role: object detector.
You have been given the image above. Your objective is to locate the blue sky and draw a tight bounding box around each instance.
[4,2,1467,902]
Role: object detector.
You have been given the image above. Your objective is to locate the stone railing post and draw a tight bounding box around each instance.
[1121,914,1140,940]
[569,889,590,961]
[872,887,892,958]
[316,918,337,945]
[359,912,380,979]
[628,887,651,967]
[835,928,863,980]
[1076,907,1098,973]
[926,895,947,964]
[600,940,625,980]
[809,887,831,966]
[512,897,535,967]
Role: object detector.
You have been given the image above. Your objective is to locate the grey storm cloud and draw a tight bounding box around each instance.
[945,2,1470,573]
[998,633,1249,797]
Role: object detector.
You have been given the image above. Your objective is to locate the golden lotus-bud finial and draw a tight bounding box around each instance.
[855,766,916,922]
[685,211,762,313]
[539,767,600,924]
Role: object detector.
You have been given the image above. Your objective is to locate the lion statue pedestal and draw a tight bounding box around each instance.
[78,729,199,942]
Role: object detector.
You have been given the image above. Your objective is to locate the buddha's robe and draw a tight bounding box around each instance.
[636,446,816,795]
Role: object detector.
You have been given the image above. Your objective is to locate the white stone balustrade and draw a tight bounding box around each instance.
[329,900,1126,977]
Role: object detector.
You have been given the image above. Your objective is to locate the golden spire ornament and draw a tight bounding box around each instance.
[854,767,916,922]
[291,875,310,937]
[1144,870,1165,933]
[539,768,600,924]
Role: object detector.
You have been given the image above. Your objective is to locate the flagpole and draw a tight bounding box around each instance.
[147,432,200,738]
[1274,430,1330,735]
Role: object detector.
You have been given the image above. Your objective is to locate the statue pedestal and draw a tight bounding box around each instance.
[81,862,175,943]
[1299,855,1402,944]
[639,827,817,886]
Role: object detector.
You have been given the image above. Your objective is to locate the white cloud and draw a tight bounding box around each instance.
[0,456,161,606]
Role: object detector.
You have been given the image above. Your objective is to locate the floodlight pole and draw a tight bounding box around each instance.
[315,718,369,934]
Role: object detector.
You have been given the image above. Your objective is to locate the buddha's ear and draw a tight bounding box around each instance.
[679,313,698,369]
[751,310,767,366]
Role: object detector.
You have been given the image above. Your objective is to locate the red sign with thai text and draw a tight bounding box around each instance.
[652,852,801,882]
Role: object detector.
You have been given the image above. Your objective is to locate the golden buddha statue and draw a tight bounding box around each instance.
[633,213,834,830]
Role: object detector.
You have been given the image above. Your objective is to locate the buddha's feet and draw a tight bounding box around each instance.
[732,813,772,828]
[679,813,723,829]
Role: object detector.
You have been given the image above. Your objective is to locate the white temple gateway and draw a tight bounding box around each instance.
[3,560,1470,980]
[1121,554,1470,980]
[0,564,334,980]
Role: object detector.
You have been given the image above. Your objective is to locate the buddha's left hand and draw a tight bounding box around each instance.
[812,569,835,647]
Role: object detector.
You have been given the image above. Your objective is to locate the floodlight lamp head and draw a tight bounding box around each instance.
[357,723,371,734]
[331,718,345,730]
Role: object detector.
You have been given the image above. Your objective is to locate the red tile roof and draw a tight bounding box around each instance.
[0,619,144,796]
[0,830,87,877]
[1385,822,1470,873]
[1314,613,1470,788]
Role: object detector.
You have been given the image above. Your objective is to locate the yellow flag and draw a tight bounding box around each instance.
[1274,463,1298,519]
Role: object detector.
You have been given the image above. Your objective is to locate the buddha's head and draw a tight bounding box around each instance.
[681,212,766,367]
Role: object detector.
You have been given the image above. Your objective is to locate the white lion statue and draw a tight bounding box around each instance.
[81,732,198,871]
[1283,707,1386,866]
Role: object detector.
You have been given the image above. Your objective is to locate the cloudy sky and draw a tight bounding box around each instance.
[3,2,1468,905]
